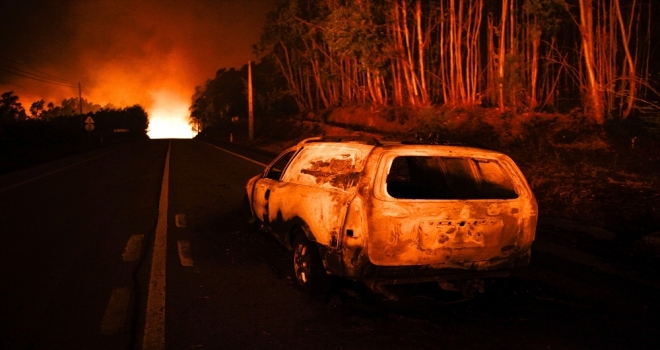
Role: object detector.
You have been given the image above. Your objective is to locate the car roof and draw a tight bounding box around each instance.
[294,136,502,156]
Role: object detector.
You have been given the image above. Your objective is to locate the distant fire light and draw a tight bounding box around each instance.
[147,90,195,139]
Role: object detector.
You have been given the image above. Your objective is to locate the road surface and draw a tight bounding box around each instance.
[1,139,657,349]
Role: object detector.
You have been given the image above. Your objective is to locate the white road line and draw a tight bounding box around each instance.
[175,214,187,228]
[142,140,170,350]
[0,143,132,193]
[201,141,268,168]
[177,240,194,267]
[122,235,145,262]
[100,287,130,335]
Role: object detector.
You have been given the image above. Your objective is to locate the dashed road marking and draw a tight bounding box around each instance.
[101,287,130,335]
[175,214,187,228]
[142,140,170,350]
[177,240,194,267]
[122,234,144,262]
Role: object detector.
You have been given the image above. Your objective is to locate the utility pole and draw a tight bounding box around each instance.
[79,82,83,126]
[248,61,254,141]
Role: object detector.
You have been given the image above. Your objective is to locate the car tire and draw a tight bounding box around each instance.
[292,231,331,295]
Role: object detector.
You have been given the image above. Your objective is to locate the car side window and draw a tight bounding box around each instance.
[264,150,296,181]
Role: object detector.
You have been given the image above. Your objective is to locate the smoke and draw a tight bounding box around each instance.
[0,0,274,138]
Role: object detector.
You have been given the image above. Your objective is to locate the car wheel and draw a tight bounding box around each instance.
[293,232,331,295]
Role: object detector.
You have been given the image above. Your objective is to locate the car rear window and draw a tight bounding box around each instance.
[386,156,518,200]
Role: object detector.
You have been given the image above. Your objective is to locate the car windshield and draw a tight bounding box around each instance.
[386,156,518,200]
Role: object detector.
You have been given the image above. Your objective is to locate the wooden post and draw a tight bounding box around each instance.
[79,82,83,126]
[248,61,254,141]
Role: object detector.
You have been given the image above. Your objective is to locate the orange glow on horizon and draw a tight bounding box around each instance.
[147,90,195,139]
[0,0,275,140]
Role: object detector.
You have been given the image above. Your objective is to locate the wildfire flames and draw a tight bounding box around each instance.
[0,0,272,139]
[147,90,195,139]
[75,53,197,139]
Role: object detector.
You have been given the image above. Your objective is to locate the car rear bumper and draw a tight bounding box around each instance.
[358,249,530,285]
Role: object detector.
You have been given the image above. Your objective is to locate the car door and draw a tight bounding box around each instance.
[252,149,297,228]
[274,143,374,248]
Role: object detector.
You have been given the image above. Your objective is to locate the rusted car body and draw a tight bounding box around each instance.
[245,136,537,299]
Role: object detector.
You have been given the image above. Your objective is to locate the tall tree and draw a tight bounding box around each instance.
[189,68,246,130]
[520,0,564,110]
[249,0,657,121]
[613,0,636,119]
[578,0,605,123]
[29,99,46,119]
[498,0,509,110]
[0,91,26,124]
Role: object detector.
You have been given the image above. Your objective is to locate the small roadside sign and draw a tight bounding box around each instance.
[85,116,94,124]
[85,123,95,131]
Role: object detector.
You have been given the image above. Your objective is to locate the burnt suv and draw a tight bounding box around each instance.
[244,136,537,299]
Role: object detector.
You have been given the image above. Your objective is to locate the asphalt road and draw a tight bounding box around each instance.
[1,139,658,349]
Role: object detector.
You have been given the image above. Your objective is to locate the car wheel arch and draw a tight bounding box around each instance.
[291,226,332,295]
[287,218,314,250]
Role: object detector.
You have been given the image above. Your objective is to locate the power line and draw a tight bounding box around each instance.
[0,55,74,85]
[0,64,78,88]
[0,56,112,107]
[0,61,75,85]
[0,66,78,88]
[80,89,102,104]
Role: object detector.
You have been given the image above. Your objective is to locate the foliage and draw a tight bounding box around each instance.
[523,0,565,34]
[190,67,246,130]
[189,0,659,137]
[91,105,149,137]
[249,0,658,123]
[322,1,387,70]
[188,59,295,133]
[38,97,104,120]
[29,100,45,118]
[0,92,149,174]
[0,91,27,124]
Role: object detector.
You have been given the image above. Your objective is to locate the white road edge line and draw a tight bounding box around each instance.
[201,141,268,168]
[142,140,171,350]
[0,143,133,193]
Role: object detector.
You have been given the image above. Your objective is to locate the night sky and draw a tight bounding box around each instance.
[0,0,276,137]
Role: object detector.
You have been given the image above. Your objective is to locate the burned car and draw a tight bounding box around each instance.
[244,136,537,299]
